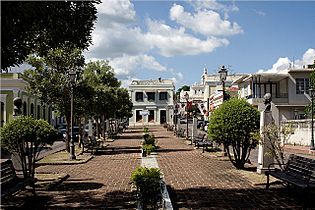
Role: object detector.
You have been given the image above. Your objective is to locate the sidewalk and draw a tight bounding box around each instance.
[13,126,314,209]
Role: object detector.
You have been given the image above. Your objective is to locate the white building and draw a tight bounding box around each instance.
[233,68,314,125]
[179,67,244,119]
[128,78,175,126]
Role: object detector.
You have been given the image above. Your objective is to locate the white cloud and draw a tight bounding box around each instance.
[96,0,136,25]
[170,4,243,37]
[257,48,315,73]
[254,10,266,17]
[108,54,167,79]
[189,0,239,18]
[146,19,229,57]
[87,25,151,58]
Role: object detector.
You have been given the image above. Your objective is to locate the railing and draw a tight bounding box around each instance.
[245,93,288,99]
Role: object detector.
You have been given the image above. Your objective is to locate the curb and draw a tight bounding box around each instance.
[36,155,94,166]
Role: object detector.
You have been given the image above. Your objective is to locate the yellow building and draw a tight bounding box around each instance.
[0,73,52,127]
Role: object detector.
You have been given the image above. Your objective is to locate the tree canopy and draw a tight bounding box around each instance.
[208,98,260,169]
[1,1,99,71]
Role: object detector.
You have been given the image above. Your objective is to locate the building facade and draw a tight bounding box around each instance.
[0,73,52,127]
[233,67,314,125]
[128,79,175,126]
[178,67,244,119]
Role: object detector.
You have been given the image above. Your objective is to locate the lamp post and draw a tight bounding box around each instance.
[218,65,228,156]
[184,92,189,139]
[310,88,315,150]
[68,70,77,160]
[218,65,228,102]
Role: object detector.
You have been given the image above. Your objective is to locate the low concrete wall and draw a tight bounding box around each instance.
[281,120,314,146]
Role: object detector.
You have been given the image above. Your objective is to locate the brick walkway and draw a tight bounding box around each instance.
[16,126,314,209]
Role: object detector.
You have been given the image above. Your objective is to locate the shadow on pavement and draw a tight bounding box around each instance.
[118,135,143,139]
[167,185,314,209]
[20,189,137,209]
[94,146,141,155]
[157,148,194,153]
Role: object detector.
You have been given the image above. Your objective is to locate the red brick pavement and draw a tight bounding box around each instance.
[148,126,313,210]
[12,126,315,209]
[25,128,144,209]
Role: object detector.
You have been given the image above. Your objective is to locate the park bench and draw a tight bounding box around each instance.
[82,136,103,154]
[266,154,315,190]
[167,124,174,131]
[193,134,212,153]
[175,128,185,138]
[1,159,36,200]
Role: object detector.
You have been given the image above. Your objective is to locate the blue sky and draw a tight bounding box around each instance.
[13,1,315,89]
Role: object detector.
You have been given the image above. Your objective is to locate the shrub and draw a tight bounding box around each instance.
[131,167,162,208]
[0,116,56,178]
[143,144,155,155]
[143,127,149,133]
[143,134,156,147]
[208,98,260,169]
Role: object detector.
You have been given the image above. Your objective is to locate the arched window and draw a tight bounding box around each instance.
[43,105,46,120]
[30,103,34,117]
[23,102,27,116]
[37,105,41,119]
[1,102,5,127]
[48,106,52,124]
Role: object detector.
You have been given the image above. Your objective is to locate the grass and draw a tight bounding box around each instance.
[36,146,92,164]
[35,172,69,190]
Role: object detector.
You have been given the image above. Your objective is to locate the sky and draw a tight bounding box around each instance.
[11,0,315,89]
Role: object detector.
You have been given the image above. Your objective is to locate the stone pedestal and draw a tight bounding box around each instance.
[257,111,274,174]
[191,118,197,141]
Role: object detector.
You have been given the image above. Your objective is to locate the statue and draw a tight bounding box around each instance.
[263,93,272,112]
[13,97,22,116]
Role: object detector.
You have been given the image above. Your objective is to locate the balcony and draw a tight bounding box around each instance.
[245,93,288,105]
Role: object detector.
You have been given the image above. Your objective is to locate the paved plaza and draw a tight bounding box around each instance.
[15,126,315,209]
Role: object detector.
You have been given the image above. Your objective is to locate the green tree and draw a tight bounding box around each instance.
[83,61,123,137]
[176,85,190,99]
[22,48,86,152]
[0,116,56,178]
[1,1,99,71]
[208,98,260,169]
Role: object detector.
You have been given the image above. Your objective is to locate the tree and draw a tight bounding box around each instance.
[22,48,86,152]
[83,61,122,137]
[0,116,56,178]
[176,85,190,99]
[1,1,99,71]
[208,98,260,169]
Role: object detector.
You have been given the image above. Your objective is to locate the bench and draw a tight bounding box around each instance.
[167,124,174,131]
[1,159,36,200]
[82,136,104,154]
[193,134,212,153]
[175,128,185,138]
[266,154,315,190]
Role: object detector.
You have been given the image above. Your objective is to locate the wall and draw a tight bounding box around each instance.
[281,120,314,146]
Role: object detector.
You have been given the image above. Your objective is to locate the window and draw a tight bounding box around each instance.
[159,92,168,100]
[136,92,143,101]
[147,92,155,101]
[296,78,309,94]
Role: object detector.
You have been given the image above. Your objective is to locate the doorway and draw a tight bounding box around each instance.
[148,110,154,122]
[160,110,166,124]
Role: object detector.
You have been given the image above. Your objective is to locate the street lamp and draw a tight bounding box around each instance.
[309,88,315,150]
[218,65,228,156]
[218,65,228,101]
[68,70,77,160]
[184,92,189,139]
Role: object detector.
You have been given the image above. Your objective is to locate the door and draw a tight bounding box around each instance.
[160,110,166,124]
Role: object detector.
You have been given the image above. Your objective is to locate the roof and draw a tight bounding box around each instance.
[130,79,174,86]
